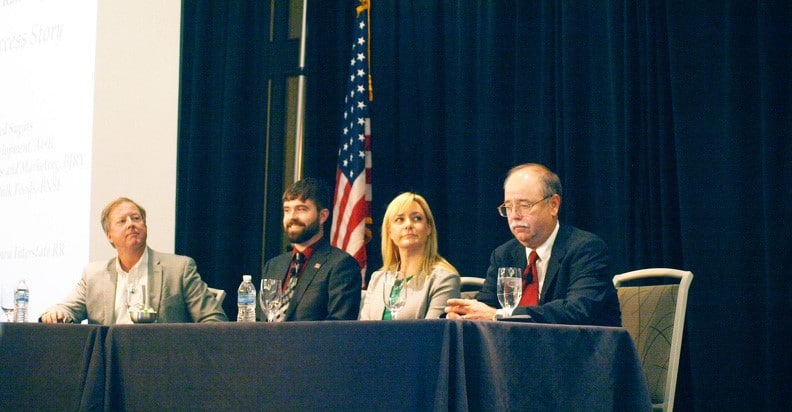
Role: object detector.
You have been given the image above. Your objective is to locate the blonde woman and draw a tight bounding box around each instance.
[360,192,460,320]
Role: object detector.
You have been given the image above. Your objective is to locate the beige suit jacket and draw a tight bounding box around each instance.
[43,247,227,324]
[359,267,460,320]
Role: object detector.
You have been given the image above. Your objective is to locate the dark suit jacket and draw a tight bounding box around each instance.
[258,239,361,321]
[477,224,621,326]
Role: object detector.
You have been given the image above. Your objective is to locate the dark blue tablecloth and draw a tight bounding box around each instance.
[1,320,651,411]
[0,323,106,411]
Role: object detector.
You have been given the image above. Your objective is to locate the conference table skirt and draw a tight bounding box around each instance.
[0,323,106,411]
[1,320,651,411]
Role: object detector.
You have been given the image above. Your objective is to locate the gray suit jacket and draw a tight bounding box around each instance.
[258,239,361,321]
[359,267,460,320]
[477,224,622,326]
[43,247,228,324]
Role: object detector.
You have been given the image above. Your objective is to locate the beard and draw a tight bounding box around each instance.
[285,218,321,244]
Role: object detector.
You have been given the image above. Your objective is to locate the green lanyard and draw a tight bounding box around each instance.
[382,276,413,320]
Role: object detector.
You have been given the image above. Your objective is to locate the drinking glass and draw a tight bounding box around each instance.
[497,267,523,317]
[127,282,145,312]
[259,278,282,322]
[382,271,408,320]
[1,285,15,322]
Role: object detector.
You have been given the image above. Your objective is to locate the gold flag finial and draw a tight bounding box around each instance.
[356,0,369,15]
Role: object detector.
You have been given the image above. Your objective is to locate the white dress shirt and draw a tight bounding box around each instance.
[113,249,149,324]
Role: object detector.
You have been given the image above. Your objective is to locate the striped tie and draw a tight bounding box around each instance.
[275,252,304,322]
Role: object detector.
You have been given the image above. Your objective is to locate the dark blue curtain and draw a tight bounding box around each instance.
[179,0,791,409]
[176,2,271,318]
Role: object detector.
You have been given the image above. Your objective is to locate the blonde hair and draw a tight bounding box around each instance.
[380,192,457,278]
[101,197,146,234]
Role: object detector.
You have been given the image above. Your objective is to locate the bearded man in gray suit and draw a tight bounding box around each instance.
[40,197,227,324]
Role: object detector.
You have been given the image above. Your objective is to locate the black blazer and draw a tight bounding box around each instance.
[477,224,622,327]
[258,239,361,321]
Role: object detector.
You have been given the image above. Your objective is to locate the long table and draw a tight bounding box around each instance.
[0,323,106,410]
[1,320,650,411]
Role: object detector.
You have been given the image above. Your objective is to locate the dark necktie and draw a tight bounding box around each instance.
[291,252,305,280]
[519,250,539,306]
[275,252,304,321]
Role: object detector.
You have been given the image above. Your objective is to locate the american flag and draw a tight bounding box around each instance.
[331,0,373,286]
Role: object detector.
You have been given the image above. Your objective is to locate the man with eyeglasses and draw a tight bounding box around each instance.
[445,163,621,326]
[40,197,228,324]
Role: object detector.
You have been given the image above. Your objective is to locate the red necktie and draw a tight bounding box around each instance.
[519,250,539,306]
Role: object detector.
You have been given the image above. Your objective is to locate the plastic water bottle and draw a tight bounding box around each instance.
[237,275,256,322]
[14,279,29,323]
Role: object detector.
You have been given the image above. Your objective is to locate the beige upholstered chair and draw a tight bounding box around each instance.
[460,276,485,300]
[207,287,226,305]
[613,268,693,412]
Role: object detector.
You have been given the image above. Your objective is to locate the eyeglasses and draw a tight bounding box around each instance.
[497,195,552,217]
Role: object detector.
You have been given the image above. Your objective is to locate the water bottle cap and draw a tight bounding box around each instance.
[242,275,252,281]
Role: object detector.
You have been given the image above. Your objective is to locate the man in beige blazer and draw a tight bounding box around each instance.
[40,197,227,324]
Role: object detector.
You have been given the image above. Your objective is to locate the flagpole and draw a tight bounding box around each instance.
[292,0,309,182]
